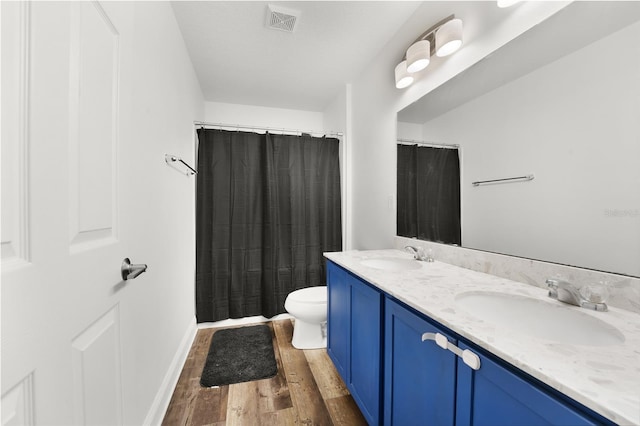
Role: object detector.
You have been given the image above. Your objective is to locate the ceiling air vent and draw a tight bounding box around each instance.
[266,4,300,33]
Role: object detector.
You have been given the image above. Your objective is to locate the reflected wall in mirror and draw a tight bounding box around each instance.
[397,2,640,277]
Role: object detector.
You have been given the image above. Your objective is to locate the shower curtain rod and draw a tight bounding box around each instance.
[397,138,459,149]
[194,121,343,138]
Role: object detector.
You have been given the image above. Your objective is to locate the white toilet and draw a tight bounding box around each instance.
[284,286,328,349]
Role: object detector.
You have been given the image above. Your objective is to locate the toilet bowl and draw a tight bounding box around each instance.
[284,286,328,349]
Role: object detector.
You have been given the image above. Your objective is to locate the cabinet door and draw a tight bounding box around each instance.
[456,342,603,426]
[350,276,383,425]
[384,298,457,426]
[327,261,350,381]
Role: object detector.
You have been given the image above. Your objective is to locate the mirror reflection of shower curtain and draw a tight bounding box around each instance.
[397,144,461,245]
[196,129,342,323]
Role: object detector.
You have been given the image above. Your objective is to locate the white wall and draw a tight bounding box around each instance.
[397,122,423,141]
[204,101,323,133]
[421,20,640,277]
[345,2,569,249]
[323,86,352,249]
[119,3,203,423]
[323,87,348,135]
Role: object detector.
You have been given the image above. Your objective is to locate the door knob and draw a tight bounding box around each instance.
[121,258,147,280]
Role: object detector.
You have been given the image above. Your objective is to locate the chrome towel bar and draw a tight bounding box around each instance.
[472,174,534,187]
[165,154,196,175]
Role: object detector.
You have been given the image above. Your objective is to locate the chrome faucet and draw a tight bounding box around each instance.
[404,245,424,260]
[404,246,434,262]
[546,279,581,306]
[546,279,608,312]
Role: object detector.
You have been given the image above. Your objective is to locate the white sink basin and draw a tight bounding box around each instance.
[360,257,422,271]
[455,291,625,346]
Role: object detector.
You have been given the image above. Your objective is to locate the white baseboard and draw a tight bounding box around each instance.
[143,317,197,426]
[197,313,292,329]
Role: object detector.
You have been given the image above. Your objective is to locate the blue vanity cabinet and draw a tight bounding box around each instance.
[326,261,383,425]
[328,260,614,426]
[384,298,457,426]
[349,274,384,424]
[327,260,350,380]
[455,342,608,426]
[384,297,612,426]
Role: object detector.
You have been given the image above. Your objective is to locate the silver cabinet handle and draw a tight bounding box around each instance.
[422,332,481,370]
[121,258,147,280]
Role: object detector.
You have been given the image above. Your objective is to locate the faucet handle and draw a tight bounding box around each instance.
[579,283,609,304]
[546,278,561,298]
[579,283,609,311]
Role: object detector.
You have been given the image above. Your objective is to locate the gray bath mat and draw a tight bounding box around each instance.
[200,324,277,387]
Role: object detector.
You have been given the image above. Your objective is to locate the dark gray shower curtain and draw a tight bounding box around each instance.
[196,129,342,323]
[397,144,461,245]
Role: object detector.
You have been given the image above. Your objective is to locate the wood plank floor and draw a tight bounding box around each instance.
[162,319,368,426]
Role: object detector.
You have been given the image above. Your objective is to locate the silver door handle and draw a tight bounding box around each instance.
[121,258,147,280]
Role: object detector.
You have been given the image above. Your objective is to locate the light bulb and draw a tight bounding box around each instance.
[406,40,430,73]
[395,61,414,89]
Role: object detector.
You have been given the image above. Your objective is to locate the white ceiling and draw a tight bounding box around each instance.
[171,1,423,112]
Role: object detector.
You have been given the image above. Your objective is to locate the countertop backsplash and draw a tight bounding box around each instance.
[395,236,640,314]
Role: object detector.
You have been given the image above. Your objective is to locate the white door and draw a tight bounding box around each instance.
[2,2,138,424]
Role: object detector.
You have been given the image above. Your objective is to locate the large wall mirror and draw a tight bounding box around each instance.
[397,2,640,278]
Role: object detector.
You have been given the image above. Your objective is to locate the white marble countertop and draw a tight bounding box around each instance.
[324,249,640,425]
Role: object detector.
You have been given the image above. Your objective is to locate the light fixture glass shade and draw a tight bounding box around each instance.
[395,61,414,89]
[406,40,430,73]
[436,18,463,57]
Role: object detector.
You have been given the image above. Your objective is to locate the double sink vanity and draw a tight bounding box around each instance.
[324,249,640,425]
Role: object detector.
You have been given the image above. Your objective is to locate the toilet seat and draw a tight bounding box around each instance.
[286,286,327,304]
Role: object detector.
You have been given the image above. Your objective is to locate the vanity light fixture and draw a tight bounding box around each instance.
[395,15,464,89]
